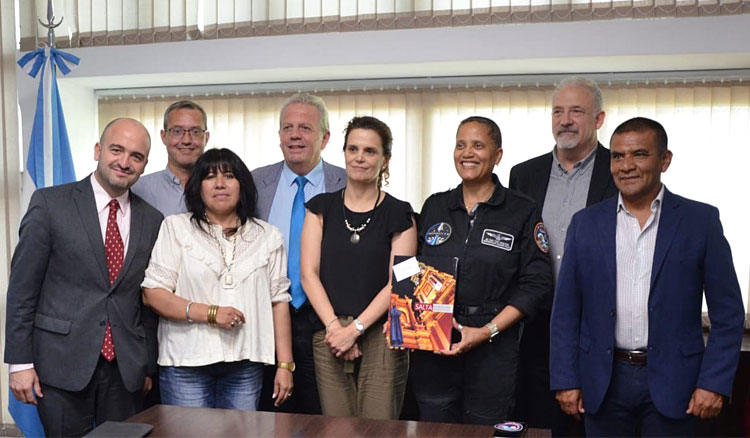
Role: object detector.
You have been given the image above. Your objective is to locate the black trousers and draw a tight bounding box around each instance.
[258,304,321,414]
[515,312,575,436]
[410,324,520,425]
[37,356,143,437]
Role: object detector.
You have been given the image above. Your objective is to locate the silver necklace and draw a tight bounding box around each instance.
[342,187,380,244]
[207,217,240,288]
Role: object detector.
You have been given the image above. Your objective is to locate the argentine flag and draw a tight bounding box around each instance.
[18,46,79,188]
[12,45,80,437]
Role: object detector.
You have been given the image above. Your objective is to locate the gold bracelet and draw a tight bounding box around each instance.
[208,305,218,326]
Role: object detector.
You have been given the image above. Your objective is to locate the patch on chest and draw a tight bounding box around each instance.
[425,222,452,246]
[481,229,514,251]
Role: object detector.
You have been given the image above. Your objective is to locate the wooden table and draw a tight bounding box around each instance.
[126,405,550,437]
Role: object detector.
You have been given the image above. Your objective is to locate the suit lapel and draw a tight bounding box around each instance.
[74,178,110,286]
[112,193,143,290]
[650,189,680,289]
[535,153,553,204]
[256,163,283,221]
[586,143,611,206]
[323,161,345,191]
[597,198,618,290]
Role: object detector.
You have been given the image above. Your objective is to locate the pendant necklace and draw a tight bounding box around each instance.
[342,187,380,244]
[208,216,240,288]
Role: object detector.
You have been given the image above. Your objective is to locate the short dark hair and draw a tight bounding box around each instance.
[184,148,257,230]
[342,116,393,187]
[611,117,668,154]
[457,116,502,150]
[163,100,208,130]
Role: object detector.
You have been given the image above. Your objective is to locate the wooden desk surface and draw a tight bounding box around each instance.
[126,405,550,437]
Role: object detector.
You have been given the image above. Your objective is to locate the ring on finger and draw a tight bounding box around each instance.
[230,321,235,327]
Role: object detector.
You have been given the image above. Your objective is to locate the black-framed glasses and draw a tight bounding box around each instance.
[167,127,206,138]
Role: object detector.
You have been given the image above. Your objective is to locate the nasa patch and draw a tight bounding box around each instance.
[534,222,550,254]
[425,222,452,246]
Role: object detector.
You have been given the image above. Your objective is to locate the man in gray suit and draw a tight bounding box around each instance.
[4,118,163,436]
[252,93,346,414]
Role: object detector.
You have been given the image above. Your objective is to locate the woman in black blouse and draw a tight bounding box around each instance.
[300,116,417,419]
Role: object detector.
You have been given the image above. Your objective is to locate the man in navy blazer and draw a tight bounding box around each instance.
[252,93,346,415]
[550,117,744,436]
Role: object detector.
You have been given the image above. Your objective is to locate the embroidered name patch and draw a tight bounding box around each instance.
[481,229,514,251]
[425,222,452,246]
[534,222,550,254]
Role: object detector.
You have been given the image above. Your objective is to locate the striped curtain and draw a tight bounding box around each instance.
[99,83,750,308]
[20,0,750,50]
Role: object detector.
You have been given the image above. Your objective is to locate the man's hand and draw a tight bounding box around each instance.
[556,389,584,420]
[10,369,43,405]
[142,376,153,395]
[686,388,723,419]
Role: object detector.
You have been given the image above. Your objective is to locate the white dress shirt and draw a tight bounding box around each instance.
[615,185,665,350]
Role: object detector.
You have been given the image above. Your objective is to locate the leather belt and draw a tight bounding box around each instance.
[614,349,647,365]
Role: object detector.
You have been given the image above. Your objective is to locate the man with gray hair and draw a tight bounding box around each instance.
[509,77,618,434]
[252,93,346,414]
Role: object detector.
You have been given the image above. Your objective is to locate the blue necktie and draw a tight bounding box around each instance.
[288,176,308,309]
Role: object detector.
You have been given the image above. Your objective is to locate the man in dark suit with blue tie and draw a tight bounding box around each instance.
[550,117,744,436]
[4,118,163,436]
[252,93,346,414]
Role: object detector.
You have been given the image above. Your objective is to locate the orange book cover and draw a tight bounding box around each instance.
[387,256,458,351]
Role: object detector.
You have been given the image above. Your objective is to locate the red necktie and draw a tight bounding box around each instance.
[101,199,123,361]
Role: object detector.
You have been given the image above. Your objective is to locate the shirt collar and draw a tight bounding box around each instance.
[280,159,324,188]
[552,143,598,174]
[617,184,665,214]
[90,173,130,216]
[163,166,181,186]
[448,174,506,211]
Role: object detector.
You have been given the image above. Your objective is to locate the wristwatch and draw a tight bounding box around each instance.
[484,322,499,342]
[277,361,296,372]
[353,318,365,335]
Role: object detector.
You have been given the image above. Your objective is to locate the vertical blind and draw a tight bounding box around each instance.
[99,83,750,308]
[20,0,750,49]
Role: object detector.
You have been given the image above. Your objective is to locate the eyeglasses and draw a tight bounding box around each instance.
[167,127,206,138]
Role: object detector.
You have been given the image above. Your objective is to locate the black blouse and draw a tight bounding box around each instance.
[306,189,414,320]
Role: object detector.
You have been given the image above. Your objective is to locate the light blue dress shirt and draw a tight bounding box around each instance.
[131,167,187,218]
[267,160,327,253]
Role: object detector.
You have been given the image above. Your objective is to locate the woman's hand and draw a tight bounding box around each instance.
[272,368,294,407]
[434,318,490,356]
[215,306,245,330]
[325,321,359,357]
[341,343,362,361]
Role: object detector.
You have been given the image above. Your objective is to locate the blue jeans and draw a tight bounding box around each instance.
[160,361,263,411]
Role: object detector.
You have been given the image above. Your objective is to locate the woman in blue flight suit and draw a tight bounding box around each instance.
[410,116,553,425]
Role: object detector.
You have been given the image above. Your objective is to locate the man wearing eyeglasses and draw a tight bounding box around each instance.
[132,100,210,217]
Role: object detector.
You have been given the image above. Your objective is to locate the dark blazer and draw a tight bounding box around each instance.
[4,177,163,392]
[549,190,744,419]
[252,160,347,221]
[508,143,618,211]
